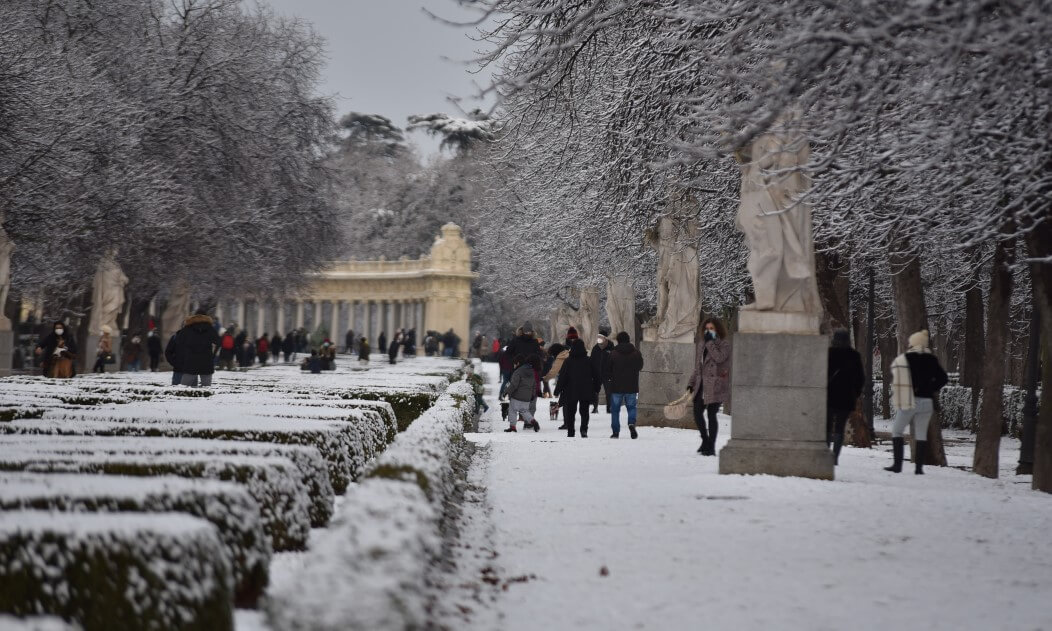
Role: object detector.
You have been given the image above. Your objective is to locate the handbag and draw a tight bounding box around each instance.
[104,353,115,364]
[663,391,693,420]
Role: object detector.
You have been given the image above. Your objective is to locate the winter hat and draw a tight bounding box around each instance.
[908,329,929,350]
[522,321,534,335]
[565,326,579,341]
[831,329,850,349]
[598,327,611,338]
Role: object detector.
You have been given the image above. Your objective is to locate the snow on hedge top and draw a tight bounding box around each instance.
[0,615,80,630]
[0,472,248,503]
[0,509,217,537]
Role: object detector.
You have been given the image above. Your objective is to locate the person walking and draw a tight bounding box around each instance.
[174,309,220,387]
[358,336,371,365]
[256,334,269,367]
[146,329,162,371]
[378,331,387,354]
[886,329,948,474]
[606,331,644,439]
[687,318,731,455]
[589,328,614,414]
[345,329,354,354]
[388,333,401,364]
[217,329,235,370]
[35,321,78,379]
[282,332,295,363]
[827,329,865,465]
[123,335,143,372]
[164,329,182,385]
[92,326,113,373]
[505,354,539,432]
[270,332,282,362]
[554,339,601,437]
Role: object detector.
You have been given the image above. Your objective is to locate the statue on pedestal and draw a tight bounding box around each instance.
[0,221,13,331]
[161,281,192,341]
[578,287,599,346]
[87,250,128,336]
[606,276,635,337]
[645,217,700,344]
[550,291,578,344]
[734,110,821,318]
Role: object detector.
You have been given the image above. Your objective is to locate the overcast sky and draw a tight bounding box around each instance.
[262,0,495,158]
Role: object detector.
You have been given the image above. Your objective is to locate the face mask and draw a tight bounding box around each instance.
[705,330,716,341]
[55,328,64,336]
[597,337,604,344]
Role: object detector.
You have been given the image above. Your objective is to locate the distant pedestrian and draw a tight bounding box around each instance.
[378,331,387,354]
[92,326,113,373]
[606,331,644,439]
[554,339,601,438]
[505,354,539,432]
[589,328,614,414]
[35,321,78,379]
[687,318,731,455]
[164,330,182,385]
[123,335,143,372]
[174,310,220,387]
[270,332,282,362]
[256,334,269,366]
[358,336,371,365]
[282,332,295,363]
[146,329,162,371]
[388,333,401,364]
[827,329,865,465]
[320,341,336,370]
[218,328,236,370]
[301,350,322,374]
[886,329,948,475]
[345,329,354,354]
[471,331,483,358]
[243,338,256,367]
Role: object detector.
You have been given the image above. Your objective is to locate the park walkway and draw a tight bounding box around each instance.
[452,362,1052,631]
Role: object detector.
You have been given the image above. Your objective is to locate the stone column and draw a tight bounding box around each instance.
[276,300,285,335]
[237,300,246,330]
[295,300,304,329]
[256,301,265,337]
[215,301,224,326]
[363,301,372,346]
[312,300,322,334]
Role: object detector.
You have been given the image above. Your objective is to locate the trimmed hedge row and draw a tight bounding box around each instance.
[0,436,334,528]
[265,378,478,631]
[0,451,311,552]
[0,473,270,607]
[0,511,233,631]
[0,615,79,630]
[340,391,438,432]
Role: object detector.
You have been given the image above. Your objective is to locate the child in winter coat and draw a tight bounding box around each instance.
[505,354,539,432]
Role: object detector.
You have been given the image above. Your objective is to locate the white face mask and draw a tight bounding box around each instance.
[597,337,604,344]
[55,328,64,336]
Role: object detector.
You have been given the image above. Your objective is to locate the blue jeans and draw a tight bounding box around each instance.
[609,392,637,434]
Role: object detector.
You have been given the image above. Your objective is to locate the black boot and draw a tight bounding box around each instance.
[884,437,904,473]
[610,432,619,439]
[914,440,927,475]
[832,434,844,466]
[629,425,638,440]
[697,442,705,454]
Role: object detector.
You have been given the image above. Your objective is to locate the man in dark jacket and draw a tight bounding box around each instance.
[827,329,866,465]
[605,331,645,439]
[589,328,614,414]
[505,323,541,365]
[164,331,182,385]
[146,329,162,371]
[175,310,220,387]
[555,339,601,437]
[270,333,283,362]
[282,332,295,363]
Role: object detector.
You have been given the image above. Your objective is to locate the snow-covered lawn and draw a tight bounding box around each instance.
[449,362,1052,631]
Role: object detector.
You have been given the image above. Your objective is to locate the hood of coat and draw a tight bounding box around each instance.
[184,314,214,331]
[568,339,588,358]
[614,341,637,355]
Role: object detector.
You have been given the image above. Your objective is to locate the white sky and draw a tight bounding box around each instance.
[262,0,496,158]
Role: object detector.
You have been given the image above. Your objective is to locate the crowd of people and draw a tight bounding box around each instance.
[489,317,948,474]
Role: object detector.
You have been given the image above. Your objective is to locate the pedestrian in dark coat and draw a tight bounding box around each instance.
[175,311,220,386]
[345,330,354,354]
[270,333,282,362]
[164,331,182,385]
[146,329,162,371]
[554,339,601,437]
[606,332,644,439]
[506,323,541,365]
[378,331,387,354]
[504,354,538,432]
[589,328,614,413]
[234,330,248,367]
[282,332,295,363]
[358,337,371,364]
[35,321,78,379]
[388,333,401,364]
[687,317,731,455]
[827,329,866,465]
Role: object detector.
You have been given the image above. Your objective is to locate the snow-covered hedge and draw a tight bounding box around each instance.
[265,379,477,631]
[0,511,233,631]
[0,451,311,552]
[0,615,80,630]
[340,390,438,431]
[0,473,270,607]
[0,436,334,528]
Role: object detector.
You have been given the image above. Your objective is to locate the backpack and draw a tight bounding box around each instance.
[221,335,234,351]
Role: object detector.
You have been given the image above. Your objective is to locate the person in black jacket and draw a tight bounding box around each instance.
[174,310,220,387]
[827,329,865,465]
[589,328,614,414]
[605,332,645,439]
[554,339,601,437]
[282,332,295,363]
[505,323,541,365]
[378,331,387,354]
[35,321,78,378]
[886,329,949,474]
[270,333,283,362]
[146,329,162,372]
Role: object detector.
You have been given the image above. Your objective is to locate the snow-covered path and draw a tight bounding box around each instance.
[464,362,1052,631]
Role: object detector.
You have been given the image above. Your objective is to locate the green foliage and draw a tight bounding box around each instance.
[342,390,437,432]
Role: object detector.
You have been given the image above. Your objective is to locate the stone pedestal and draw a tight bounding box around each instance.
[636,340,696,429]
[0,330,13,377]
[718,331,833,480]
[86,335,121,373]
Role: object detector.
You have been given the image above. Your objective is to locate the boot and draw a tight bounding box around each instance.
[914,440,926,475]
[557,424,567,430]
[567,430,575,438]
[581,430,587,438]
[504,426,517,433]
[697,443,705,454]
[629,425,638,440]
[832,434,844,466]
[884,437,903,473]
[610,432,619,439]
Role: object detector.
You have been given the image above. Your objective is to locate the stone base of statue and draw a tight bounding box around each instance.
[0,330,13,377]
[636,340,697,429]
[86,335,121,374]
[718,312,833,480]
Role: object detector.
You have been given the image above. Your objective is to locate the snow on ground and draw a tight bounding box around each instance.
[448,362,1052,631]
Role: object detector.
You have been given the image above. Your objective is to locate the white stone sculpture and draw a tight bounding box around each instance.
[606,276,635,339]
[87,251,128,336]
[161,280,192,340]
[550,290,578,344]
[735,110,821,317]
[578,286,600,346]
[0,221,13,331]
[646,217,700,344]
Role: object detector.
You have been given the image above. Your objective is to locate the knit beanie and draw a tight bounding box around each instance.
[908,329,929,350]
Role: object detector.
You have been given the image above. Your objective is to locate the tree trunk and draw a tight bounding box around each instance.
[1025,221,1052,493]
[973,236,1015,478]
[889,251,946,465]
[815,248,851,333]
[959,266,985,428]
[1017,302,1040,475]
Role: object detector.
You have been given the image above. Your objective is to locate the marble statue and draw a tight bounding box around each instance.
[161,280,192,340]
[645,217,700,344]
[550,289,578,344]
[606,276,635,338]
[734,110,821,315]
[87,250,128,336]
[578,287,600,346]
[0,221,13,331]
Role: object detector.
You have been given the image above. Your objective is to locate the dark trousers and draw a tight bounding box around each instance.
[827,408,850,444]
[149,353,160,371]
[693,395,720,447]
[562,399,590,435]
